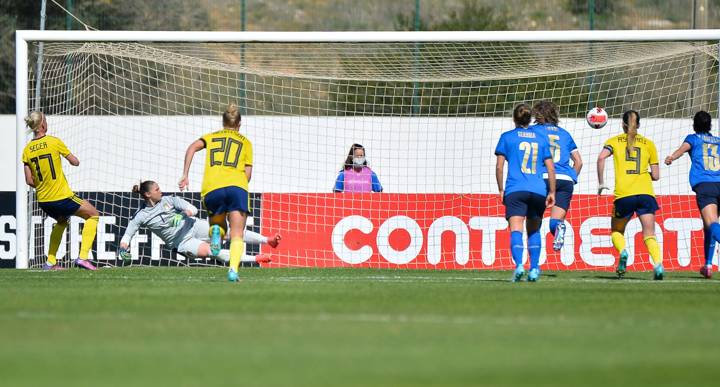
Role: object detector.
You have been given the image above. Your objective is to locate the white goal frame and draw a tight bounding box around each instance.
[15,29,720,269]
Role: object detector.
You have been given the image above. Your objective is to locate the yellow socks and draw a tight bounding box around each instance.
[611,231,626,253]
[612,231,661,265]
[229,236,245,272]
[47,220,68,265]
[644,236,662,266]
[79,216,98,260]
[210,226,226,240]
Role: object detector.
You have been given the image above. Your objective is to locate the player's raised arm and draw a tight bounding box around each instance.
[171,195,198,217]
[571,150,583,176]
[596,147,612,194]
[665,142,691,166]
[119,183,149,256]
[179,139,205,191]
[119,215,142,250]
[65,153,80,166]
[544,158,556,208]
[494,154,505,197]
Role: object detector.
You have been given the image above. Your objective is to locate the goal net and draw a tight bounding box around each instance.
[16,31,720,271]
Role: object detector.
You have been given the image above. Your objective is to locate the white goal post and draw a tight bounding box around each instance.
[15,30,720,269]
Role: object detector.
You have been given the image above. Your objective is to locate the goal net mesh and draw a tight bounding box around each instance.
[23,39,719,271]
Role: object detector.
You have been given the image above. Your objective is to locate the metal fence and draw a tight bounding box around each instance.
[3,0,720,113]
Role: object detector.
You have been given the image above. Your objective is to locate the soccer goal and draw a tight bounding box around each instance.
[14,30,720,271]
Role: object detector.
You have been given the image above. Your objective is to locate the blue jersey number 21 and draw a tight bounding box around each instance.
[519,141,539,174]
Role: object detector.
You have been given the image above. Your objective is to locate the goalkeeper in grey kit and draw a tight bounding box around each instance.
[118,180,280,263]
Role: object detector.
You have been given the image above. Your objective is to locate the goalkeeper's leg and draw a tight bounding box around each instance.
[193,220,278,261]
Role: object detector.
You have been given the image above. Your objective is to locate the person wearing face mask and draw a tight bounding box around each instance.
[333,143,383,193]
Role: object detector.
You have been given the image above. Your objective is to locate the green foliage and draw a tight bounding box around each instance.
[566,0,617,15]
[394,0,511,31]
[431,0,510,31]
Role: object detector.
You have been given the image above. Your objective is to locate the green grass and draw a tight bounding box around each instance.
[0,267,718,387]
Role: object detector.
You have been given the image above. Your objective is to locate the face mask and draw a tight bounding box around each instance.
[352,157,365,166]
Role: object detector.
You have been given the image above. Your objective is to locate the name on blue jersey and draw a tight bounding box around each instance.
[699,134,720,144]
[518,131,536,139]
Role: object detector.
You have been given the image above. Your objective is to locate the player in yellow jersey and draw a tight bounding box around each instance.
[597,110,663,280]
[179,103,252,282]
[22,111,99,271]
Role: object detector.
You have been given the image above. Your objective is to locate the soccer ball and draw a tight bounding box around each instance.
[586,107,608,129]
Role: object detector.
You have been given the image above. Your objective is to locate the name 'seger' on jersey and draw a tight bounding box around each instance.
[200,129,253,196]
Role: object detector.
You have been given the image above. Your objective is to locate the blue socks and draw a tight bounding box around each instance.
[711,223,720,244]
[510,229,542,270]
[528,230,541,270]
[511,231,524,267]
[704,227,716,266]
[549,218,561,236]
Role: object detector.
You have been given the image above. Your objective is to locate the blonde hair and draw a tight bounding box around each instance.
[624,111,639,148]
[24,111,45,133]
[222,103,241,128]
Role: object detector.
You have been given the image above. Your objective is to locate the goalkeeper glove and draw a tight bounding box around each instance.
[170,213,184,227]
[119,248,132,264]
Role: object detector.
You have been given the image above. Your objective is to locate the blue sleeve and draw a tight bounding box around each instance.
[541,138,552,161]
[333,171,345,192]
[371,172,383,192]
[494,134,507,156]
[683,134,695,149]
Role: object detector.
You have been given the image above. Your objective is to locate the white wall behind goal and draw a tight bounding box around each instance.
[2,114,695,195]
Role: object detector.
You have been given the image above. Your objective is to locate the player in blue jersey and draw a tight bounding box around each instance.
[495,103,556,282]
[665,111,720,279]
[531,101,583,251]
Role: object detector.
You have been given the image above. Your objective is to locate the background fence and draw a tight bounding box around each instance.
[3,0,720,114]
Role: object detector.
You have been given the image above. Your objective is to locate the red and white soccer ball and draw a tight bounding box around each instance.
[586,107,608,129]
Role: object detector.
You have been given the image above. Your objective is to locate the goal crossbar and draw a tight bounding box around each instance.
[15,29,720,269]
[15,29,720,43]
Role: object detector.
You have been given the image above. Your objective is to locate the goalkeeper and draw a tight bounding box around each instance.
[118,180,280,264]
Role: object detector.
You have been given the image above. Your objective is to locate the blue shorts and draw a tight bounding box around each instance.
[203,186,250,216]
[693,182,720,211]
[546,179,574,211]
[613,194,659,219]
[39,195,82,221]
[504,191,546,219]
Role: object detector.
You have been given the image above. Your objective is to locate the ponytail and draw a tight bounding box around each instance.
[513,103,532,127]
[222,103,241,128]
[132,180,155,198]
[623,110,640,148]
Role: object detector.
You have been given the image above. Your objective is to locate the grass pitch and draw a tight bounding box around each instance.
[0,267,718,387]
